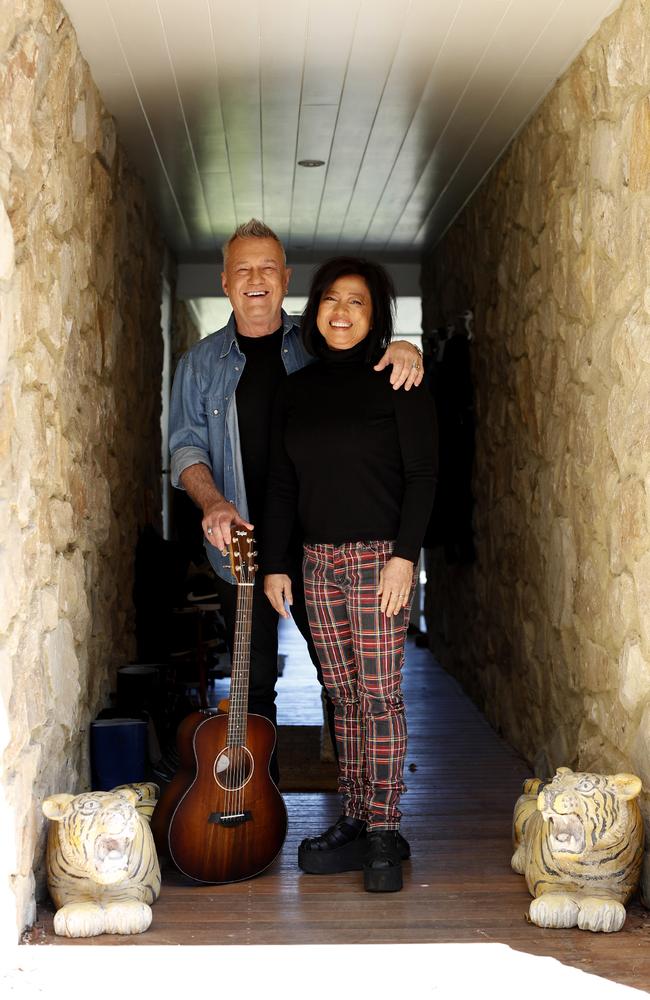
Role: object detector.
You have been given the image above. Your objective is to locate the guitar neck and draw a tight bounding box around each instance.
[227,582,254,746]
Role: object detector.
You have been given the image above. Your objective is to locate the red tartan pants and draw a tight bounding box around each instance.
[303,541,412,830]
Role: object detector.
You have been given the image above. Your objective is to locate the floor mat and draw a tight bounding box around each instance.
[277,725,338,792]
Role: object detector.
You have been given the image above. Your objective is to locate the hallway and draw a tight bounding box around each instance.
[1,0,649,956]
[26,634,650,992]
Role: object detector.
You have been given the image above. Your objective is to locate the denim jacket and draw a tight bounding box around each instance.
[169,310,312,582]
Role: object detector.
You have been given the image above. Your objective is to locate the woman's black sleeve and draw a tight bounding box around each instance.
[261,384,300,575]
[392,382,438,563]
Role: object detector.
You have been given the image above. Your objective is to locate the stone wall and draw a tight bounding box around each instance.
[0,0,165,937]
[171,298,200,373]
[421,0,650,814]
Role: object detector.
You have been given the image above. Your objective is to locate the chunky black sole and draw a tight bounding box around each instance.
[298,837,367,874]
[363,862,403,892]
[299,832,411,874]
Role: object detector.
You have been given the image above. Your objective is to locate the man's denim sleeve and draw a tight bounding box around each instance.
[169,352,212,489]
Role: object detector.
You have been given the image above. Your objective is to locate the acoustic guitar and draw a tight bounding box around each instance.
[166,529,287,883]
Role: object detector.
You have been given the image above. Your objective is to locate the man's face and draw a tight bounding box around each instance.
[221,237,291,335]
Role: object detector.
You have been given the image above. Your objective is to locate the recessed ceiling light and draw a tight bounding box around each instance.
[298,159,325,167]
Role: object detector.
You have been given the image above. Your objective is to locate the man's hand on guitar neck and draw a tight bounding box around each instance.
[180,463,253,554]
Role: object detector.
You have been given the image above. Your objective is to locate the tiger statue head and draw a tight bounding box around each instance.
[536,768,643,862]
[42,783,161,937]
[512,767,644,933]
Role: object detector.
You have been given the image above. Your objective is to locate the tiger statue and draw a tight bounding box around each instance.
[511,768,644,933]
[42,782,161,938]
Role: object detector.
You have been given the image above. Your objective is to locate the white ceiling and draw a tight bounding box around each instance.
[63,0,621,284]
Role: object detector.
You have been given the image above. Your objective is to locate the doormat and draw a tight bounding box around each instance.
[277,725,338,792]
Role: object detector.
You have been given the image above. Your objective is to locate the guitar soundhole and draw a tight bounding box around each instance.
[214,746,254,791]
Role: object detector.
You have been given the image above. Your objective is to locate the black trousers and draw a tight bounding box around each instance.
[212,564,337,781]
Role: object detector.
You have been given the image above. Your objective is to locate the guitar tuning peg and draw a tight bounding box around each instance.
[252,550,258,557]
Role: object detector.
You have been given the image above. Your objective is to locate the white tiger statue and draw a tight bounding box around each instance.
[42,782,161,938]
[512,768,644,933]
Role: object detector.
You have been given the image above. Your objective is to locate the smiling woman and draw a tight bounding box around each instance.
[300,257,397,364]
[316,274,373,351]
[263,256,437,893]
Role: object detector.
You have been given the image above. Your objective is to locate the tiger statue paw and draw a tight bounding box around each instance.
[512,768,644,933]
[42,783,161,938]
[52,898,153,937]
[576,896,626,934]
[529,892,579,928]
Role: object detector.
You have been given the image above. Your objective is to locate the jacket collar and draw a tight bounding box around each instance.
[219,309,296,358]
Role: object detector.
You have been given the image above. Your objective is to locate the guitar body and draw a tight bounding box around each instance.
[167,711,287,884]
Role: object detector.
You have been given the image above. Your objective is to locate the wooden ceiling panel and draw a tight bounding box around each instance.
[156,1,231,178]
[314,1,408,244]
[415,7,622,247]
[100,0,219,244]
[300,1,360,108]
[361,0,516,250]
[62,0,624,268]
[337,0,465,249]
[259,3,309,240]
[208,1,263,223]
[387,0,569,250]
[287,103,339,250]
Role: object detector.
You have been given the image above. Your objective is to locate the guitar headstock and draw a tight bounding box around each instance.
[228,529,257,586]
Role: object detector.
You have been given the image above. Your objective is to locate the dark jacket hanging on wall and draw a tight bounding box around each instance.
[423,332,476,564]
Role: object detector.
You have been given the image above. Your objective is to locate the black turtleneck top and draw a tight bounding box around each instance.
[263,342,437,572]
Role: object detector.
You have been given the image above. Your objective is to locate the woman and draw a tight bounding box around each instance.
[263,258,436,892]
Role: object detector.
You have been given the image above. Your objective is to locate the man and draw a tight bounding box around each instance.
[169,220,423,779]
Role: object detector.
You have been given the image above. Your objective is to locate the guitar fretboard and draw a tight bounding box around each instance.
[227,581,254,746]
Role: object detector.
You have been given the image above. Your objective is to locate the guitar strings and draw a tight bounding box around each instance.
[235,573,253,817]
[226,533,254,820]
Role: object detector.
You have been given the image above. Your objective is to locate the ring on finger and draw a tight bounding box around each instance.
[207,527,213,535]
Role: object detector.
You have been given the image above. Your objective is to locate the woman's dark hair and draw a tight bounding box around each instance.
[301,257,396,362]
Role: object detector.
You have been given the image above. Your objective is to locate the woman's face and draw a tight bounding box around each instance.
[316,274,373,351]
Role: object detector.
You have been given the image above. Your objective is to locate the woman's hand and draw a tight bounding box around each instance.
[378,557,413,617]
[264,574,293,618]
[374,340,423,390]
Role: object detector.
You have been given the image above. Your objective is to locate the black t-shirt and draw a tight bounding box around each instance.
[235,328,286,537]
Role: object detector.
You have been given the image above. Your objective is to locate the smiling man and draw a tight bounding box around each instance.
[169,220,423,779]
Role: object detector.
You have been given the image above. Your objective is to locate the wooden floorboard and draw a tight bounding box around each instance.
[26,620,650,991]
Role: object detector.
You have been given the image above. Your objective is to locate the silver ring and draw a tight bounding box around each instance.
[207,528,213,534]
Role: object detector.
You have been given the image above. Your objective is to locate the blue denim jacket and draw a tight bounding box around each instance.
[169,310,312,583]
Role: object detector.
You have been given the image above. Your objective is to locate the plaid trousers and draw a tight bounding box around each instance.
[303,541,412,830]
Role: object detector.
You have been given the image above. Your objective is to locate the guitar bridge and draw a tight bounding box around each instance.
[208,810,252,827]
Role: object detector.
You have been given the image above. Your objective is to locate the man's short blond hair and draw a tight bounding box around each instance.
[221,219,286,266]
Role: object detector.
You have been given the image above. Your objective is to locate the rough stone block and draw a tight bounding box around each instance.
[0,195,15,283]
[629,96,650,192]
[619,639,650,717]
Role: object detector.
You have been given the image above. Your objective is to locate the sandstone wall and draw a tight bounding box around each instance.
[171,298,201,373]
[0,0,165,937]
[422,0,649,809]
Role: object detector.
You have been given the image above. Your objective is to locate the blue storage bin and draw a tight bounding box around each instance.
[90,718,148,790]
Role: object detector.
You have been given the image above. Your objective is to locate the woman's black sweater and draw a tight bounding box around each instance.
[263,345,437,572]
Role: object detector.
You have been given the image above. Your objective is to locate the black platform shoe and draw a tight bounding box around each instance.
[363,830,403,892]
[298,815,367,874]
[395,831,411,860]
